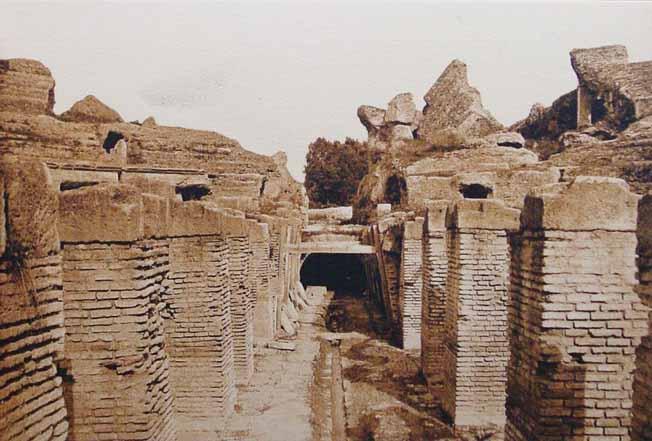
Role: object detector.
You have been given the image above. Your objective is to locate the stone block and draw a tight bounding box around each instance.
[404,218,424,239]
[424,200,449,232]
[522,176,639,231]
[1,157,60,256]
[59,183,143,243]
[447,199,520,231]
[0,58,55,115]
[169,200,221,236]
[376,203,392,217]
[142,193,170,239]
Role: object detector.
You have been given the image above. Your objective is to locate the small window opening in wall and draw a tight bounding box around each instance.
[60,181,99,191]
[459,183,492,199]
[102,131,125,154]
[175,184,211,201]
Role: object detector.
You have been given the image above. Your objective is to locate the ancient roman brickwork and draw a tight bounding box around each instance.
[58,185,175,441]
[227,234,255,384]
[166,235,235,439]
[442,199,519,431]
[505,177,647,441]
[421,201,448,391]
[0,159,68,441]
[398,218,424,350]
[251,224,274,340]
[633,195,652,441]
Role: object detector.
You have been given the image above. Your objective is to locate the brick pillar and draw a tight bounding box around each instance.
[165,202,239,440]
[505,177,646,441]
[59,185,176,441]
[227,230,255,384]
[633,195,652,441]
[442,199,519,430]
[399,218,424,350]
[421,201,448,392]
[252,223,274,340]
[0,159,68,441]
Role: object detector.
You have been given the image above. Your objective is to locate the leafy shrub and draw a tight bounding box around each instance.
[304,137,369,208]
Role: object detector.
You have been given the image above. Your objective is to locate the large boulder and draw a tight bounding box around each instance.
[418,60,502,141]
[385,93,418,125]
[59,95,124,123]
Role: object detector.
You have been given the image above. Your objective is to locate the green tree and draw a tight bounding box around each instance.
[304,137,369,208]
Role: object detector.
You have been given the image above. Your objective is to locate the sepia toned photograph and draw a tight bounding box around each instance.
[1,1,651,440]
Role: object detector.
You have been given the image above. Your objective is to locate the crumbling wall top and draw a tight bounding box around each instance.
[0,59,55,115]
[570,44,629,82]
[521,176,639,231]
[1,157,60,256]
[59,95,124,124]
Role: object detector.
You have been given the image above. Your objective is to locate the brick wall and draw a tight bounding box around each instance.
[59,185,176,441]
[505,177,646,441]
[421,201,448,391]
[226,234,255,384]
[0,158,68,441]
[633,195,652,441]
[399,218,424,350]
[442,199,519,431]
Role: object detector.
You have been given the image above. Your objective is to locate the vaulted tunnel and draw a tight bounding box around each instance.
[300,254,368,294]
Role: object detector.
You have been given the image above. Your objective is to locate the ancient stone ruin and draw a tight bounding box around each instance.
[1,44,652,441]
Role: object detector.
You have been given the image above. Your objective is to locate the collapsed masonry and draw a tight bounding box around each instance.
[358,45,652,440]
[0,59,309,441]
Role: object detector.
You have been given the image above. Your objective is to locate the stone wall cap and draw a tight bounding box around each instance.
[522,176,639,232]
[59,183,143,243]
[142,193,170,239]
[447,198,520,231]
[404,217,424,239]
[425,200,449,232]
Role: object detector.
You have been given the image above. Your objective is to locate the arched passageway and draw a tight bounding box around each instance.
[300,254,368,294]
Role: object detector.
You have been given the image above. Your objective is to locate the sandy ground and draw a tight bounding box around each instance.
[216,294,332,441]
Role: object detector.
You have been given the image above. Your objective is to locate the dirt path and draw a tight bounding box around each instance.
[217,293,332,441]
[327,291,458,441]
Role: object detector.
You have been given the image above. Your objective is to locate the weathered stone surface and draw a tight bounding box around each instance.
[385,93,417,125]
[447,199,520,231]
[142,193,170,238]
[424,200,448,232]
[59,183,143,242]
[570,44,629,81]
[59,95,124,123]
[419,60,502,141]
[522,176,639,231]
[357,105,386,132]
[0,58,55,115]
[1,157,60,256]
[389,124,414,142]
[142,115,157,127]
[0,178,5,256]
[484,131,525,148]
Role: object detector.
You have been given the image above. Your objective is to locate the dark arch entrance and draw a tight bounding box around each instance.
[300,254,367,294]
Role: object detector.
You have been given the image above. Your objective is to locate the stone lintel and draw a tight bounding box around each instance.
[143,193,170,239]
[404,217,424,240]
[447,199,520,231]
[638,195,652,256]
[59,183,143,243]
[1,157,60,256]
[522,176,639,232]
[424,200,449,233]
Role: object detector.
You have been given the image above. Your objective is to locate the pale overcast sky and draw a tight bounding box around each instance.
[1,1,651,179]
